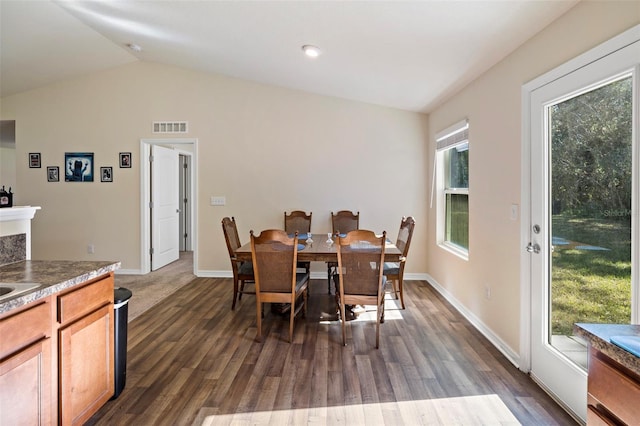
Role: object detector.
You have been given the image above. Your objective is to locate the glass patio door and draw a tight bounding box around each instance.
[529,40,638,421]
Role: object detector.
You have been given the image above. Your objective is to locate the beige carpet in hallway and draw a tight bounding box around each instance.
[114,251,195,321]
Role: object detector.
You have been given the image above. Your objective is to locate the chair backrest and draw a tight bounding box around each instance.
[250,229,299,293]
[331,210,360,234]
[222,216,242,259]
[336,229,386,296]
[396,216,416,257]
[284,210,312,234]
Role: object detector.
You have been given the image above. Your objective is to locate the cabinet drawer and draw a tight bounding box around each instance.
[58,274,113,325]
[586,404,616,426]
[588,351,640,424]
[0,301,50,359]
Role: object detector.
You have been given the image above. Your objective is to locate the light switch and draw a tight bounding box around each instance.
[211,196,226,206]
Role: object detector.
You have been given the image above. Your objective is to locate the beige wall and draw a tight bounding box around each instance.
[426,0,639,356]
[2,0,638,365]
[0,62,429,275]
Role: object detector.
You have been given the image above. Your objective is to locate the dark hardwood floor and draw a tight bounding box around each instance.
[87,278,577,425]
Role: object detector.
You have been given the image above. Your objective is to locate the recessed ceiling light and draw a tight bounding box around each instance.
[126,43,142,52]
[302,45,321,58]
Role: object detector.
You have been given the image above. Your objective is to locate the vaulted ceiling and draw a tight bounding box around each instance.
[0,0,578,112]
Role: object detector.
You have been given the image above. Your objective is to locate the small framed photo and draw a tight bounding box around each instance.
[65,152,94,182]
[119,152,131,168]
[100,166,113,182]
[29,153,41,168]
[47,166,59,182]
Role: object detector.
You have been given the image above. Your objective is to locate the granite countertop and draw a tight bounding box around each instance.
[0,260,121,315]
[574,323,640,377]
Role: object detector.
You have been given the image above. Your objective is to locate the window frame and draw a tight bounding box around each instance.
[435,120,469,259]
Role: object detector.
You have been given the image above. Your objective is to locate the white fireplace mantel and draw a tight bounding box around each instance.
[0,206,41,222]
[0,206,41,260]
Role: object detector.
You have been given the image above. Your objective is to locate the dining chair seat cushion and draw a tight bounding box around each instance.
[238,261,254,275]
[383,262,400,275]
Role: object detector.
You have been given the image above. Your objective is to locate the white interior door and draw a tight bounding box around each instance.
[151,144,180,271]
[529,40,638,421]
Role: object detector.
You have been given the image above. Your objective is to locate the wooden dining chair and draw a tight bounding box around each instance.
[384,216,416,309]
[250,229,309,343]
[331,210,360,235]
[327,210,360,293]
[335,229,386,348]
[284,210,312,234]
[284,211,312,275]
[222,217,255,310]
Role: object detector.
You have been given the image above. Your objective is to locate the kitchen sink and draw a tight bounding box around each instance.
[0,283,41,301]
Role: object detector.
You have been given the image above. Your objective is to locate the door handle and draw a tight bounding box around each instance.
[526,243,540,254]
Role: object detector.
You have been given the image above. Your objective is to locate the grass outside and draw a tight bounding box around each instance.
[551,214,631,335]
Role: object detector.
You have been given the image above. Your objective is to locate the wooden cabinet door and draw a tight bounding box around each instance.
[0,338,52,426]
[59,304,114,426]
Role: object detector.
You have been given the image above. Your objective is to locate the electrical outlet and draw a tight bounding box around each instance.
[87,244,95,254]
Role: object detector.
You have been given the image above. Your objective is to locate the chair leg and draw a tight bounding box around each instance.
[376,299,385,349]
[390,278,398,300]
[376,306,381,349]
[256,299,262,342]
[399,276,405,309]
[239,280,245,301]
[232,278,239,310]
[327,264,332,294]
[289,300,295,343]
[341,300,347,346]
[303,288,308,318]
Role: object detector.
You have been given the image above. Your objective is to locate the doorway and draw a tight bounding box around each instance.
[140,138,197,275]
[0,121,16,191]
[523,30,638,422]
[179,154,192,252]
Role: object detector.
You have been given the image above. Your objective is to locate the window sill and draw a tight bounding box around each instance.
[438,242,469,261]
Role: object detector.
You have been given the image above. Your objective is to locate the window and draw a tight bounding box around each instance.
[436,120,469,256]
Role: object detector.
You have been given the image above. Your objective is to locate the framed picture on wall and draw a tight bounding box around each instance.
[119,152,131,168]
[65,152,94,182]
[47,166,59,182]
[100,166,113,182]
[29,153,41,168]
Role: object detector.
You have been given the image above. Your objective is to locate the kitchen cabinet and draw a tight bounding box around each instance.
[0,299,54,425]
[0,261,119,424]
[587,346,640,425]
[58,273,114,426]
[575,324,640,426]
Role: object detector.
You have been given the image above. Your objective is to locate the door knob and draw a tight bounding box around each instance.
[526,243,540,254]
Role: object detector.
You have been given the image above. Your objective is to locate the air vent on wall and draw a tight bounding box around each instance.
[152,121,188,134]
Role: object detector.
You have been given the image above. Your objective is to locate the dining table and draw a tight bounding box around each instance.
[234,233,403,263]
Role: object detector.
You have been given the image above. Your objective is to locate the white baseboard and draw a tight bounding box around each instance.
[115,268,144,275]
[197,270,232,278]
[425,273,521,369]
[402,272,430,281]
